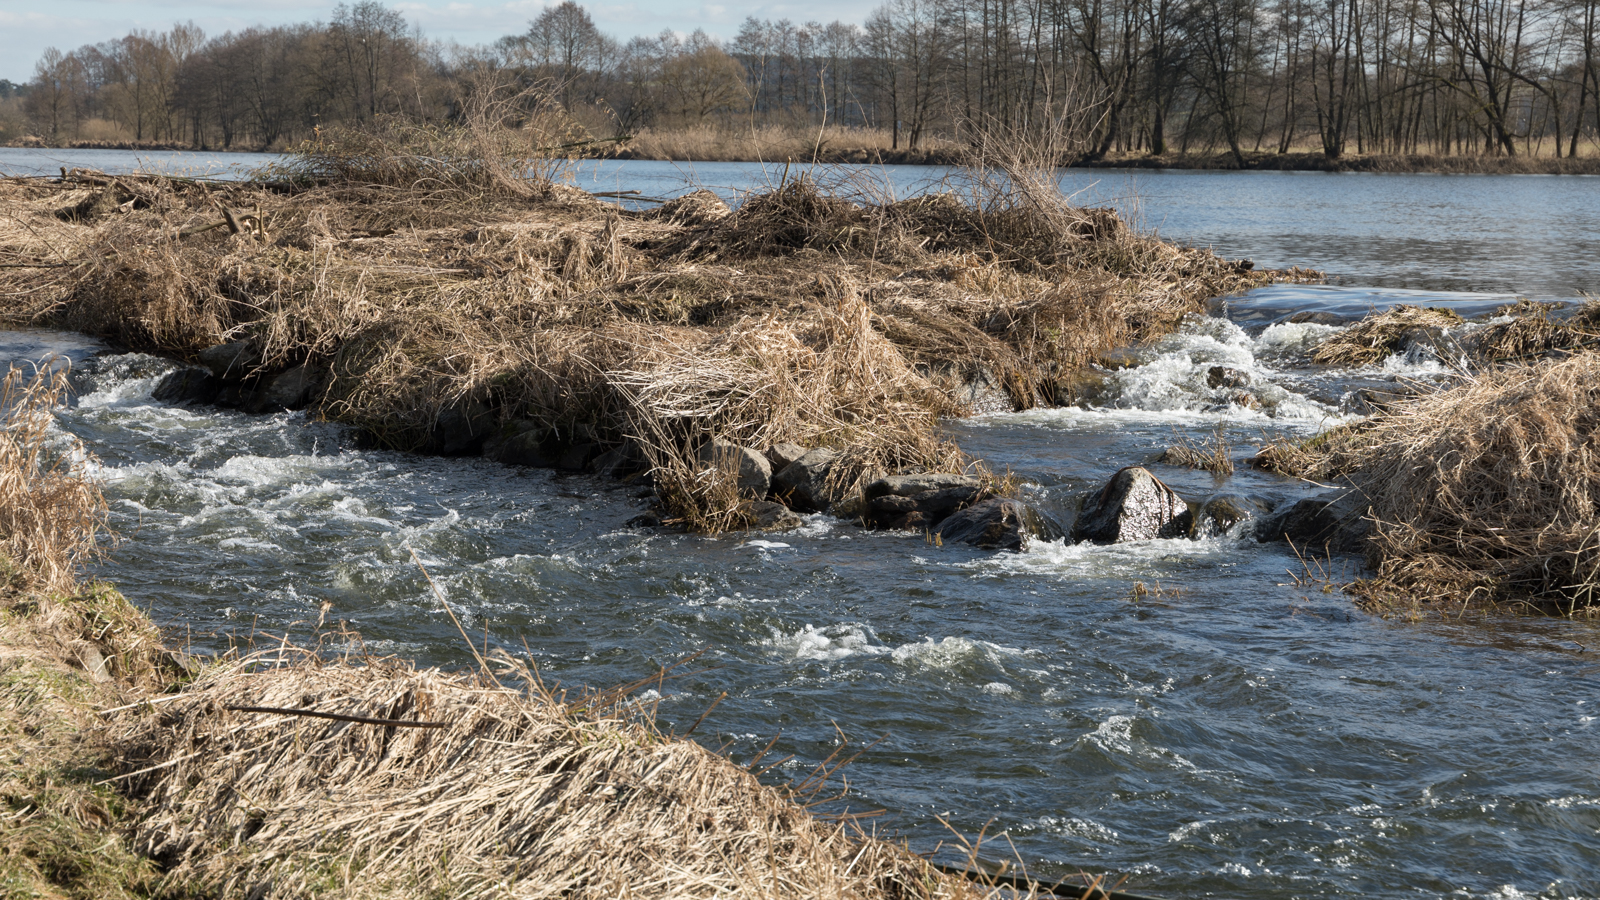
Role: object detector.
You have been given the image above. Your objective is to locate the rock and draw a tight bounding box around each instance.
[197,341,258,382]
[864,473,981,500]
[697,440,771,497]
[625,511,663,528]
[153,366,220,405]
[558,442,601,471]
[953,367,1013,415]
[591,441,648,478]
[934,498,1066,551]
[1206,365,1250,389]
[1053,368,1113,406]
[1192,492,1272,538]
[772,448,840,512]
[254,363,316,411]
[484,423,558,468]
[742,500,804,530]
[1096,348,1144,370]
[766,442,808,472]
[866,485,987,529]
[1286,310,1343,326]
[1255,484,1372,554]
[430,406,493,455]
[1073,466,1192,544]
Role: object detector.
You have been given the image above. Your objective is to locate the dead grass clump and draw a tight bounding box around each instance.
[114,649,983,900]
[1159,426,1235,476]
[1310,305,1463,367]
[1465,299,1600,365]
[1294,352,1600,613]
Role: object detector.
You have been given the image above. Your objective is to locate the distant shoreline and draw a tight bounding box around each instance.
[7,140,1599,175]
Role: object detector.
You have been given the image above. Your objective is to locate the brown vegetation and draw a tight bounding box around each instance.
[1263,304,1600,614]
[0,125,1294,530]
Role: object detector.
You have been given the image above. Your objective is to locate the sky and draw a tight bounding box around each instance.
[0,0,863,84]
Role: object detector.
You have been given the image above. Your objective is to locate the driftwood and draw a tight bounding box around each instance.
[223,704,449,729]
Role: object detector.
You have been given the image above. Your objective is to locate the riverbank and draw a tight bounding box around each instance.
[0,365,1053,900]
[0,130,1302,533]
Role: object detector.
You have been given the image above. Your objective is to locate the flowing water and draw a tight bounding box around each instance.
[4,151,1600,898]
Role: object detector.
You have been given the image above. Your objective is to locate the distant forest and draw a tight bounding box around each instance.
[7,0,1600,160]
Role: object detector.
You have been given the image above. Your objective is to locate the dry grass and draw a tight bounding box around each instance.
[112,646,996,900]
[0,117,1298,530]
[1310,304,1463,367]
[1273,352,1600,613]
[1158,426,1235,476]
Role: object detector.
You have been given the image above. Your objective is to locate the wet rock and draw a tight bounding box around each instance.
[1286,310,1343,326]
[153,366,220,405]
[254,363,316,411]
[765,442,808,472]
[1192,492,1272,538]
[1053,368,1113,406]
[743,500,804,530]
[591,441,648,478]
[1095,348,1144,370]
[772,448,840,512]
[1072,466,1192,544]
[934,498,1066,551]
[1206,365,1250,389]
[428,400,495,456]
[1255,484,1372,554]
[198,341,258,382]
[866,485,987,529]
[864,473,982,499]
[484,422,558,468]
[697,440,771,496]
[626,511,663,528]
[558,442,601,471]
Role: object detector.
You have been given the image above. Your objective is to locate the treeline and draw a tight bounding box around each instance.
[14,0,1600,159]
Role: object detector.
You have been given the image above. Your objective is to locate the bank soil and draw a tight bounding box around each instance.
[0,154,1301,533]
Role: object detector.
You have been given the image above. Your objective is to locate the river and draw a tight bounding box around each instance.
[4,148,1599,899]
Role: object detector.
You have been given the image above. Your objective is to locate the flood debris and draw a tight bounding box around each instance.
[0,125,1299,534]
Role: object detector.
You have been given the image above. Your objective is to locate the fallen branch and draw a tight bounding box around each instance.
[223,704,449,729]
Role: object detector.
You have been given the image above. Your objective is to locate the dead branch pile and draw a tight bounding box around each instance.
[114,650,990,900]
[1277,352,1600,612]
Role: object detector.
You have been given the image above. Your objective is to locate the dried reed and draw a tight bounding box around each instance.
[1310,305,1462,367]
[114,648,999,900]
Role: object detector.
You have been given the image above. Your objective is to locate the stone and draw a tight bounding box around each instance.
[197,341,258,382]
[772,448,840,512]
[697,440,771,497]
[1255,483,1372,554]
[427,400,494,456]
[1192,492,1272,538]
[255,363,316,411]
[934,498,1066,551]
[153,366,220,405]
[558,442,601,471]
[866,485,987,529]
[765,442,808,472]
[484,423,557,468]
[742,499,804,530]
[1096,348,1144,370]
[591,441,648,478]
[1072,466,1192,544]
[626,511,663,528]
[864,473,982,500]
[1206,365,1250,389]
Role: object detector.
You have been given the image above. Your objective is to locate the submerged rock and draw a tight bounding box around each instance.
[1192,492,1272,538]
[1206,365,1250,389]
[1255,483,1372,553]
[934,498,1066,551]
[697,440,771,497]
[772,448,839,512]
[1073,466,1192,544]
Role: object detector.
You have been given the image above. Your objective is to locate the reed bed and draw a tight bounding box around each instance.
[111,648,1001,900]
[1310,304,1462,367]
[0,123,1291,529]
[1273,352,1600,613]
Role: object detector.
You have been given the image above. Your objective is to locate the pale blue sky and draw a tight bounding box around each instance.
[0,0,861,84]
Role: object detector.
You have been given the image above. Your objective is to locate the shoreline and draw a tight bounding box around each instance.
[8,140,1599,176]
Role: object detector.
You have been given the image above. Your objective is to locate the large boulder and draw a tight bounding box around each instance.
[1072,466,1192,544]
[934,498,1066,551]
[1255,483,1372,554]
[697,440,771,497]
[1191,492,1272,538]
[772,448,840,512]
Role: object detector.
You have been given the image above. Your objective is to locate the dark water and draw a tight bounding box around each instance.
[4,152,1599,898]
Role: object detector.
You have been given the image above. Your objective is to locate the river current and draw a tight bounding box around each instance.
[4,150,1599,898]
